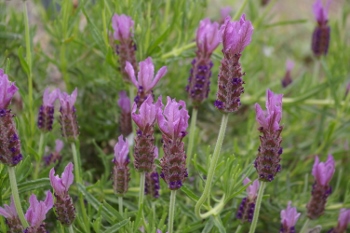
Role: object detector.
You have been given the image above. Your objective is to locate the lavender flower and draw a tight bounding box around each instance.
[118,91,133,137]
[311,0,331,57]
[145,150,160,199]
[24,191,53,233]
[112,135,130,195]
[58,88,79,140]
[307,155,335,219]
[50,162,76,226]
[328,209,350,233]
[186,19,220,107]
[157,96,189,190]
[132,95,160,172]
[0,69,22,166]
[37,88,58,132]
[280,201,300,233]
[254,89,283,182]
[0,197,24,232]
[214,15,253,112]
[125,57,167,107]
[43,139,64,166]
[282,59,294,88]
[236,178,259,223]
[112,14,138,82]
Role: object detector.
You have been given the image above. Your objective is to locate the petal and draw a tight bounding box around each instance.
[149,66,167,90]
[49,168,65,194]
[61,163,74,190]
[125,62,138,87]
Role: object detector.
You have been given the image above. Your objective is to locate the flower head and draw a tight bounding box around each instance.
[313,0,331,25]
[118,91,131,113]
[25,191,53,228]
[0,197,17,219]
[243,178,259,200]
[43,88,58,107]
[113,135,129,165]
[336,208,350,231]
[126,57,167,94]
[58,88,78,112]
[280,201,300,228]
[286,59,294,72]
[221,14,254,55]
[132,95,161,130]
[157,96,189,140]
[255,89,283,132]
[112,14,134,41]
[50,162,74,196]
[196,19,220,55]
[312,155,335,186]
[0,69,18,109]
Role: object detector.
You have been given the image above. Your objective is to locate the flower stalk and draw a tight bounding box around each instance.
[168,190,177,233]
[248,181,266,233]
[186,107,198,173]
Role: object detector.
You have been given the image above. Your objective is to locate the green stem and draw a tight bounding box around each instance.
[195,114,229,219]
[248,181,266,233]
[161,42,196,59]
[139,172,146,209]
[23,1,34,138]
[8,167,29,228]
[118,196,123,216]
[68,225,74,233]
[168,190,177,233]
[300,218,310,233]
[312,59,321,85]
[235,224,242,233]
[186,108,198,173]
[33,133,45,179]
[71,142,90,233]
[60,0,71,91]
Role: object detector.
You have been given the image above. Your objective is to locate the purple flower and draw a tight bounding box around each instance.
[0,68,18,110]
[255,89,283,132]
[125,57,167,107]
[282,59,294,88]
[113,135,129,165]
[221,14,253,55]
[312,155,335,186]
[132,95,160,131]
[25,191,53,231]
[58,88,78,113]
[254,89,284,182]
[157,96,189,141]
[112,14,134,41]
[313,0,331,25]
[196,19,220,56]
[43,139,64,166]
[50,162,74,196]
[58,88,79,140]
[118,91,131,113]
[280,201,300,233]
[0,197,17,219]
[243,178,259,200]
[0,197,23,232]
[331,209,350,233]
[112,135,130,195]
[37,88,58,132]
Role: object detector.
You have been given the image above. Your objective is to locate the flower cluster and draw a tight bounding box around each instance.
[254,89,283,182]
[118,91,133,137]
[186,18,220,107]
[37,88,58,132]
[280,202,300,233]
[157,97,189,190]
[236,178,260,223]
[328,209,350,233]
[0,69,22,166]
[214,15,253,112]
[282,59,294,88]
[112,14,138,82]
[112,135,130,195]
[0,197,23,232]
[307,155,335,219]
[43,139,64,166]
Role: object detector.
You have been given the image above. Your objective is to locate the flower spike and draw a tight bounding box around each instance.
[112,135,130,195]
[280,201,300,233]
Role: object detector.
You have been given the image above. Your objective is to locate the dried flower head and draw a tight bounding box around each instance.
[126,57,167,107]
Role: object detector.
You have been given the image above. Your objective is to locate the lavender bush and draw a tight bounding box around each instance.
[0,0,349,232]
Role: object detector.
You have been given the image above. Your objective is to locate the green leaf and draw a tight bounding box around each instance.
[18,178,50,194]
[181,185,199,202]
[18,47,29,75]
[102,219,129,233]
[213,216,226,233]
